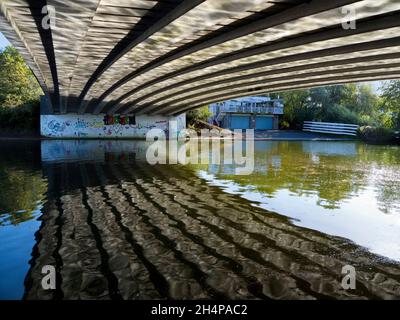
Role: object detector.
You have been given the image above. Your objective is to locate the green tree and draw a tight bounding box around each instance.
[274,90,317,129]
[274,83,382,128]
[379,80,400,129]
[0,46,42,108]
[356,84,379,114]
[186,106,212,125]
[340,84,379,116]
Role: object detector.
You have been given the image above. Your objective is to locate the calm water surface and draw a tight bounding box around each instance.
[0,139,399,300]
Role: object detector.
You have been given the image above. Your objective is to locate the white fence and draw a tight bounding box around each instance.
[303,121,359,136]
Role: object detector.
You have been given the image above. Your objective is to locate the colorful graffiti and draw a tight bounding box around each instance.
[74,119,88,130]
[103,115,136,126]
[47,119,70,133]
[41,114,186,138]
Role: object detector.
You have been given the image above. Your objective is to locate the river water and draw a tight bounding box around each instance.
[0,139,399,299]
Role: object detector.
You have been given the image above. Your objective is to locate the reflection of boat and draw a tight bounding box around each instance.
[23,147,400,300]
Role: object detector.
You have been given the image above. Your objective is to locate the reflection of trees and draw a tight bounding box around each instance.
[0,141,46,226]
[198,141,400,211]
[376,178,400,214]
[356,143,400,165]
[24,159,400,299]
[0,166,46,226]
[356,144,400,214]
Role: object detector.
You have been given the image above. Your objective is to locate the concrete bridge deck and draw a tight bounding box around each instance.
[1,0,400,119]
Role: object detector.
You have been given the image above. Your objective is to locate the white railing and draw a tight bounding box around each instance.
[303,121,359,136]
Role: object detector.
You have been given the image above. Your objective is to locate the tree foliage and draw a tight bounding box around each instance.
[379,80,400,129]
[186,106,213,125]
[272,83,397,129]
[0,46,42,108]
[0,46,42,133]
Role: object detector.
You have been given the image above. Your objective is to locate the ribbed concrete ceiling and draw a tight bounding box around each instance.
[1,0,400,115]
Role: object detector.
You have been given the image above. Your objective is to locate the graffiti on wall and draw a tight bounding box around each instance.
[47,119,70,133]
[41,114,186,138]
[103,115,136,126]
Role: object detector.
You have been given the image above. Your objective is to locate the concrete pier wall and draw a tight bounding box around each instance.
[40,113,186,138]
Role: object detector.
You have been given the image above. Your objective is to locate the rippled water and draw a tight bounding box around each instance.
[0,139,399,300]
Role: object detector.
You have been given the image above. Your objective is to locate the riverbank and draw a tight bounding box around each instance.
[0,130,357,141]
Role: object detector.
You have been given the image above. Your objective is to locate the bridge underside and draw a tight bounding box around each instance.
[1,0,400,118]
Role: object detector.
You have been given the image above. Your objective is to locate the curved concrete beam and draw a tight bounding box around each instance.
[150,61,400,112]
[139,52,400,111]
[93,0,360,113]
[77,0,205,113]
[26,0,60,112]
[3,0,400,115]
[168,71,400,115]
[109,12,400,114]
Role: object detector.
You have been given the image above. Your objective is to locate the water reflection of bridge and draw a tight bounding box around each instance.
[23,140,400,300]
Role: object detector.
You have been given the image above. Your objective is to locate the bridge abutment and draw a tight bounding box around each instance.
[40,112,186,139]
[40,95,186,139]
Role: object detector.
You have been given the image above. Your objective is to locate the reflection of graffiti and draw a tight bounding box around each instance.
[105,152,136,162]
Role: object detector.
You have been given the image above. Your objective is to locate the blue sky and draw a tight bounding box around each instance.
[0,32,10,49]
